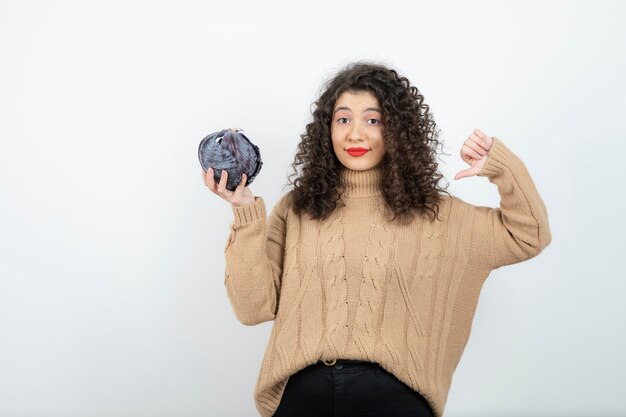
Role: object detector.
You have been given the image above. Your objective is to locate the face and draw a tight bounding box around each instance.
[330,90,386,171]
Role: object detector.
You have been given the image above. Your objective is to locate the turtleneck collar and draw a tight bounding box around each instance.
[339,165,384,198]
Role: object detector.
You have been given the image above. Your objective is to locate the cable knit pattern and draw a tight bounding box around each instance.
[319,205,348,359]
[222,137,552,417]
[353,200,395,360]
[273,225,304,371]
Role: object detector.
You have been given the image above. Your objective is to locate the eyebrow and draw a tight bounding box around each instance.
[333,106,382,114]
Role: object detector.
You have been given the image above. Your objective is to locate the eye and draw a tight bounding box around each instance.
[337,117,349,124]
[367,119,381,125]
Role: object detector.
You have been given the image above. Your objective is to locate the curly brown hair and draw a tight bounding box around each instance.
[283,61,450,224]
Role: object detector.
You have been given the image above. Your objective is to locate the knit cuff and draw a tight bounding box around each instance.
[231,196,266,225]
[478,137,515,177]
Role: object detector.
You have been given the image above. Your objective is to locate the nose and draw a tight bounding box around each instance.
[348,121,364,142]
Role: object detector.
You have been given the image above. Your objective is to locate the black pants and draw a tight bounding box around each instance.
[273,359,434,417]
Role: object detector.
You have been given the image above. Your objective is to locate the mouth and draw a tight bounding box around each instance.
[346,147,370,157]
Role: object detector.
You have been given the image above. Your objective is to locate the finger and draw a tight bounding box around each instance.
[471,130,492,151]
[206,167,216,190]
[464,139,487,156]
[205,168,220,195]
[454,169,470,180]
[470,134,490,152]
[234,173,247,196]
[454,167,477,180]
[476,137,491,152]
[462,144,483,160]
[217,169,229,194]
[473,128,488,139]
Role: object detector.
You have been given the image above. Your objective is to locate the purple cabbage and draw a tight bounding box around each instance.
[198,128,263,191]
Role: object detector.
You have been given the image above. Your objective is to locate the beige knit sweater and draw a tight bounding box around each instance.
[223,137,551,417]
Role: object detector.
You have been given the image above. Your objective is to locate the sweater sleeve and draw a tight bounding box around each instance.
[469,137,552,270]
[223,193,289,326]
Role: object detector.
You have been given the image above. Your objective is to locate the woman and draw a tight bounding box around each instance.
[202,62,551,417]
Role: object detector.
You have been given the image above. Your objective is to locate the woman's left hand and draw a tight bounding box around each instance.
[454,128,494,180]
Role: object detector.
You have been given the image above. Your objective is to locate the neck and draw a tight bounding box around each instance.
[339,165,384,198]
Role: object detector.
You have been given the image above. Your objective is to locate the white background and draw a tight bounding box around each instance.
[1,1,624,416]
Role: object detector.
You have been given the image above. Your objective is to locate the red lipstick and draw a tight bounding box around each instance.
[346,147,370,157]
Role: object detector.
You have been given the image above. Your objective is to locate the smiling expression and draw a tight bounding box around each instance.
[331,90,386,171]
